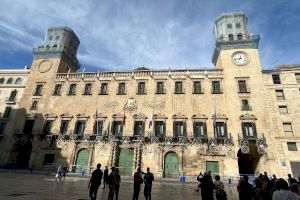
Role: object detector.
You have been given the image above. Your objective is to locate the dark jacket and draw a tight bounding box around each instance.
[90,169,103,187]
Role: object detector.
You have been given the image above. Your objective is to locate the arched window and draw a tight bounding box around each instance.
[228,34,234,41]
[0,78,5,84]
[15,78,22,85]
[7,78,13,84]
[237,33,243,40]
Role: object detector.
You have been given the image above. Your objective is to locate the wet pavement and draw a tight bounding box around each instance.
[0,171,239,200]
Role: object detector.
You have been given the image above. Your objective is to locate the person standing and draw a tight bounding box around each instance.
[199,173,215,200]
[103,166,109,189]
[115,169,121,200]
[107,167,117,200]
[62,165,68,180]
[272,179,299,200]
[132,168,144,200]
[88,164,103,200]
[237,175,254,200]
[214,175,227,200]
[144,167,154,200]
[56,165,63,181]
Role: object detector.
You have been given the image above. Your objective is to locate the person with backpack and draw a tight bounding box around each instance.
[214,175,227,200]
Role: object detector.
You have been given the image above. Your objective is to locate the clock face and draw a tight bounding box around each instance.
[232,52,249,65]
[38,60,52,73]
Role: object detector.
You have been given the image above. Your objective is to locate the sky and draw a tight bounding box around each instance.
[0,0,299,71]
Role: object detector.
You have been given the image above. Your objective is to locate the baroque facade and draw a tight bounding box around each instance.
[0,12,299,179]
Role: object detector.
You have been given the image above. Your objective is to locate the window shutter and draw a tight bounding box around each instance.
[252,123,257,137]
[203,122,207,136]
[183,122,187,136]
[193,122,197,137]
[142,121,145,136]
[120,122,123,136]
[224,123,228,137]
[163,122,166,137]
[173,121,176,137]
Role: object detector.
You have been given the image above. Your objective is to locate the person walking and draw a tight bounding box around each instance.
[103,166,109,189]
[62,165,68,180]
[132,168,144,200]
[107,167,117,200]
[214,175,227,200]
[88,164,103,200]
[237,175,254,200]
[144,167,154,200]
[55,164,63,181]
[115,169,121,200]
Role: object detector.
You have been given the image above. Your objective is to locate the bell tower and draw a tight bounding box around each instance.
[32,26,80,75]
[212,12,260,68]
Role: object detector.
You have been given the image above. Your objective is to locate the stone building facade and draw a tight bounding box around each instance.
[0,13,299,179]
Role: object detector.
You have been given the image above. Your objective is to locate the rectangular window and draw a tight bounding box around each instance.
[193,122,207,137]
[43,154,55,165]
[242,122,257,138]
[156,82,165,94]
[272,74,281,84]
[212,81,221,94]
[279,106,288,114]
[53,84,62,95]
[93,120,103,135]
[238,80,248,93]
[137,82,146,94]
[74,121,86,135]
[8,90,17,101]
[173,121,186,137]
[83,83,92,95]
[227,24,232,29]
[68,84,76,95]
[112,121,123,136]
[174,81,183,94]
[193,81,202,94]
[134,121,144,136]
[34,84,43,96]
[0,122,6,135]
[3,107,12,118]
[23,119,34,135]
[236,23,241,28]
[99,83,108,95]
[59,120,69,135]
[43,120,53,135]
[30,100,38,110]
[241,99,251,111]
[275,90,285,100]
[117,82,126,95]
[216,122,227,138]
[287,142,297,151]
[283,123,293,136]
[295,73,300,83]
[154,121,165,137]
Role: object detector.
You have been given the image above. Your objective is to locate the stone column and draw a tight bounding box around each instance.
[158,146,164,178]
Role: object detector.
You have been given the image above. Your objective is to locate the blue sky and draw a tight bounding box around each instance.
[0,0,299,71]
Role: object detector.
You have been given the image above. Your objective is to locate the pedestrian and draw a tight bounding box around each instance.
[196,172,203,192]
[254,178,263,200]
[55,164,63,181]
[62,165,68,180]
[88,163,103,200]
[115,169,121,200]
[199,173,215,200]
[272,179,299,200]
[288,174,297,187]
[132,168,144,200]
[144,167,154,200]
[107,167,117,200]
[237,175,254,200]
[103,166,109,189]
[214,175,227,200]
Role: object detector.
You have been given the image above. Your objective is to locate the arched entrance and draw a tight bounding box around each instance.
[75,149,89,172]
[118,148,134,176]
[238,141,261,174]
[11,139,32,169]
[164,152,179,178]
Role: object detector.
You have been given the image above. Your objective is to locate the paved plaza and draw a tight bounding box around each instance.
[0,171,239,200]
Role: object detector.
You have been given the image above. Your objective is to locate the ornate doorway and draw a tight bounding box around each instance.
[118,148,134,176]
[75,149,89,172]
[164,152,179,178]
[238,141,261,174]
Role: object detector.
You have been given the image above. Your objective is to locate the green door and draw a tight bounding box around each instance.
[206,161,219,176]
[118,148,134,176]
[164,152,179,178]
[75,149,89,172]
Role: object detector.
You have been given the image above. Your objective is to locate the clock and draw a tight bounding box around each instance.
[38,60,52,73]
[232,52,249,66]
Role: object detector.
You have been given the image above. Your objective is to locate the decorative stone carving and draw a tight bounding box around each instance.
[60,113,73,119]
[76,113,90,119]
[144,101,165,109]
[172,113,188,119]
[240,139,250,154]
[256,139,267,155]
[104,101,119,108]
[123,98,138,112]
[240,114,257,121]
[44,113,57,119]
[211,113,228,120]
[192,114,208,120]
